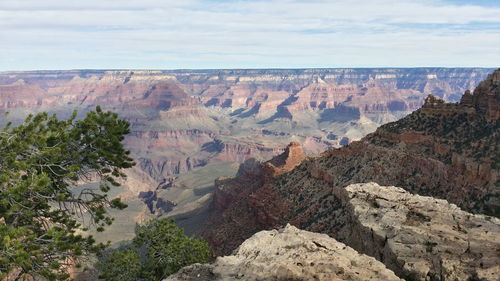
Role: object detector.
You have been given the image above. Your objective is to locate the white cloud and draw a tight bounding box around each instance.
[0,0,499,70]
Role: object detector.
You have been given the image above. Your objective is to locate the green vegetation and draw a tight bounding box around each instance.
[97,218,211,281]
[0,107,134,280]
[96,249,142,281]
[380,110,499,161]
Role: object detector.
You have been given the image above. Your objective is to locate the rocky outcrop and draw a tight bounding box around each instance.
[470,69,500,120]
[200,183,500,281]
[334,183,500,281]
[138,190,177,215]
[166,224,402,281]
[206,142,305,256]
[267,142,305,173]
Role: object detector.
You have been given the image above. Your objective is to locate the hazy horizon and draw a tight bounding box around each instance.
[2,66,498,73]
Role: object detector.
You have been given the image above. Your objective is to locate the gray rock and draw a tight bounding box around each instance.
[165,224,402,281]
[335,182,500,281]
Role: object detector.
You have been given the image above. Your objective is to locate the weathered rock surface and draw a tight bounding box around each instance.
[194,183,500,281]
[166,224,403,281]
[335,183,500,281]
[469,70,500,120]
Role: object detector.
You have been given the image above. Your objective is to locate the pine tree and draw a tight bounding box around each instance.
[0,107,134,280]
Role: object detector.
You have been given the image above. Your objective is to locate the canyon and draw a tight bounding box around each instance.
[2,68,499,280]
[202,70,500,279]
[0,68,494,240]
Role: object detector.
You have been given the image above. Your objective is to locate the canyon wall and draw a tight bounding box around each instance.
[204,70,500,258]
[0,68,494,226]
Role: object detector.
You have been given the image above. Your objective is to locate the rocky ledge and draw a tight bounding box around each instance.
[200,182,499,281]
[334,183,500,281]
[165,224,402,281]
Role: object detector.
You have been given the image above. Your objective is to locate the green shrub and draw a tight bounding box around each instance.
[97,218,211,281]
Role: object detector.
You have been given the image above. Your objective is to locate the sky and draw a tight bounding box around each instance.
[0,0,499,70]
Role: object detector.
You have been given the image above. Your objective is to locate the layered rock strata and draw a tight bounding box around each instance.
[0,68,495,237]
[0,68,492,181]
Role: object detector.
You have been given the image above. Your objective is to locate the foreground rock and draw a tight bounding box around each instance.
[166,224,402,281]
[200,183,499,281]
[335,183,500,281]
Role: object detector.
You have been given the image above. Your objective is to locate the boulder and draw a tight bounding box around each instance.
[166,224,402,281]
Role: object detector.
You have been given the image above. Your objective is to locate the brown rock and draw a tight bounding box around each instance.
[472,69,500,120]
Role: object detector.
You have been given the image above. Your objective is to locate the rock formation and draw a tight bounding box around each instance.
[334,183,500,281]
[165,224,403,281]
[470,69,500,120]
[188,183,500,281]
[206,142,306,255]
